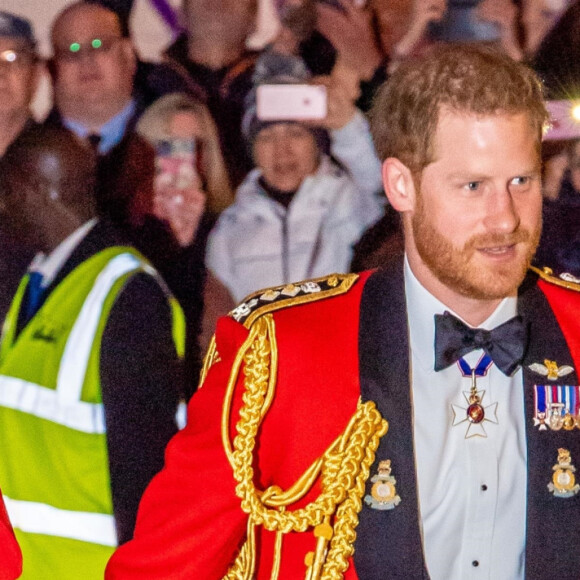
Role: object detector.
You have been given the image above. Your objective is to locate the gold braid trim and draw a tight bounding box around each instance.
[321,414,387,579]
[223,519,256,580]
[221,314,388,579]
[531,265,580,292]
[198,334,220,389]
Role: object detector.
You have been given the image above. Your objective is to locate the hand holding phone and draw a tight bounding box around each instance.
[153,184,206,247]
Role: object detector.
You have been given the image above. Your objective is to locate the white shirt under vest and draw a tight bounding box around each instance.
[405,257,526,580]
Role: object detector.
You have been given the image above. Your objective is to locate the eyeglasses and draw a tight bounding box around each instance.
[0,49,36,68]
[53,36,122,62]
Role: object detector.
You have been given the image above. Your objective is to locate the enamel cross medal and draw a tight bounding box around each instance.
[451,354,498,438]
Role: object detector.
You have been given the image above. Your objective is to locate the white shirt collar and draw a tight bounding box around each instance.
[29,219,98,288]
[404,255,518,373]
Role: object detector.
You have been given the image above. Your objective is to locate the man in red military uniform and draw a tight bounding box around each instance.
[107,45,580,579]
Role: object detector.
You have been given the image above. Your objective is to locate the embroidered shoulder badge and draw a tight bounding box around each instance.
[229,273,359,328]
[548,448,580,498]
[531,266,580,292]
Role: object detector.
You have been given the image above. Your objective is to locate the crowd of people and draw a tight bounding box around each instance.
[0,0,579,578]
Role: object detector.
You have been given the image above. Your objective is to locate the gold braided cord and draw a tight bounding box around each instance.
[221,320,271,466]
[223,519,256,580]
[221,312,389,579]
[320,415,388,579]
[198,334,219,389]
[270,529,284,580]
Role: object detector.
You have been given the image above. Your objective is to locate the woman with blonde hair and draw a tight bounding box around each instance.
[138,93,236,391]
[137,92,234,221]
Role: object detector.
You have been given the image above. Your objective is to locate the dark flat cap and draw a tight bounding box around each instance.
[0,11,36,46]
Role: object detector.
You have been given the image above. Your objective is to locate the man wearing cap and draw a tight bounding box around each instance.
[0,11,42,157]
[107,45,580,579]
[0,11,42,330]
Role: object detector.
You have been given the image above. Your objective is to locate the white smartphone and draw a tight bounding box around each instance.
[256,84,327,121]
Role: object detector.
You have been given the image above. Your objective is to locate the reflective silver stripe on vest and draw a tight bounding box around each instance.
[57,253,144,404]
[4,496,117,547]
[0,376,105,433]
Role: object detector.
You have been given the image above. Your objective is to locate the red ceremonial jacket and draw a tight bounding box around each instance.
[106,265,580,579]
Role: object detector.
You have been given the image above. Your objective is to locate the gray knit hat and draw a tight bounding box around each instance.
[241,51,330,153]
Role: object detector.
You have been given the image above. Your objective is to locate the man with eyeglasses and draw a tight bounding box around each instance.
[0,11,42,157]
[44,1,157,232]
[48,1,136,153]
[45,1,188,298]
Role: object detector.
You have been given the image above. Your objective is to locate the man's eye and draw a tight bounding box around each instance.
[510,176,529,186]
[465,182,480,191]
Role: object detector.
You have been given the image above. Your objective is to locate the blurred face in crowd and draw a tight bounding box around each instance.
[0,36,39,120]
[253,122,319,192]
[51,3,136,125]
[183,0,258,44]
[168,110,204,140]
[391,109,542,308]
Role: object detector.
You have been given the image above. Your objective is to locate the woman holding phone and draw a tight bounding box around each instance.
[137,93,236,389]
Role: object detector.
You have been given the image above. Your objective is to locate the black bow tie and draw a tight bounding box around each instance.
[434,311,528,376]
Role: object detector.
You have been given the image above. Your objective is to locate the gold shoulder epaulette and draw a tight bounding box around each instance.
[531,266,580,292]
[229,273,359,329]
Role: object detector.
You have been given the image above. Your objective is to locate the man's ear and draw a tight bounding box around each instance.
[382,157,417,213]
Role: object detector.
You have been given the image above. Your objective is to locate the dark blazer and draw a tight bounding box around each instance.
[16,220,183,544]
[356,265,580,579]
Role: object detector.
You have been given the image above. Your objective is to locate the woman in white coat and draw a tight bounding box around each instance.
[206,60,385,302]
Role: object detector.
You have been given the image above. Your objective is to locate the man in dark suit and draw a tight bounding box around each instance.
[106,45,580,579]
[0,125,184,579]
[46,0,152,227]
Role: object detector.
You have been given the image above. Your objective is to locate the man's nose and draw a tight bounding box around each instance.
[483,186,520,233]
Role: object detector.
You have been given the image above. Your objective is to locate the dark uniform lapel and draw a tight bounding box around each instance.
[354,266,580,579]
[355,263,429,579]
[518,274,580,578]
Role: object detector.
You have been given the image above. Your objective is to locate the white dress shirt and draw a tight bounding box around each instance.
[404,258,527,580]
[28,219,98,288]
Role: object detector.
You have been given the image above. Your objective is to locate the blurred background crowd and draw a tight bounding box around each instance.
[1,0,580,574]
[4,0,580,392]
